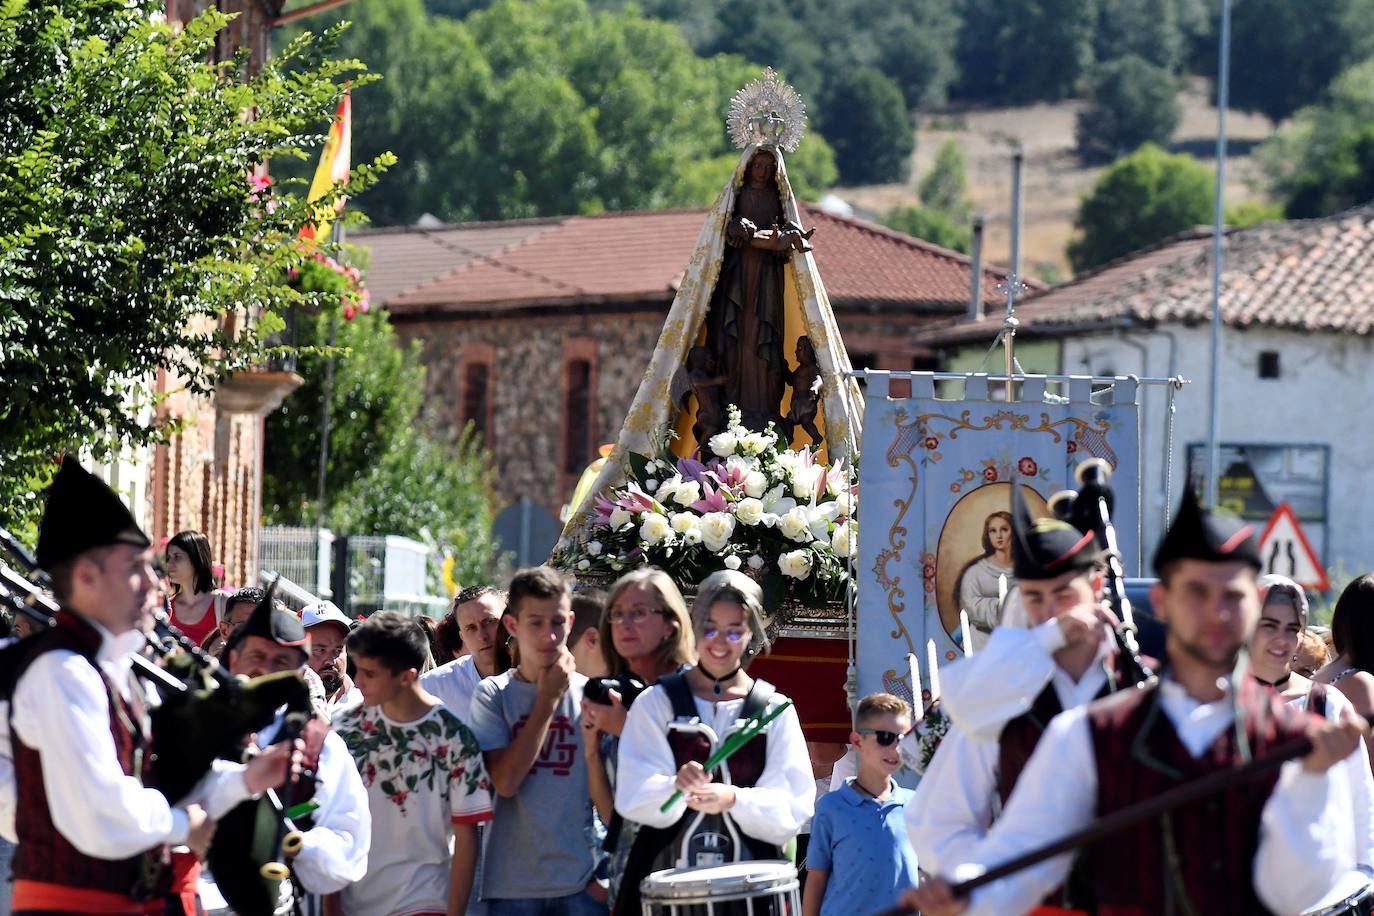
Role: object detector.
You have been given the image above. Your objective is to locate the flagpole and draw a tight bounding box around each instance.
[1204,0,1232,508]
[315,221,343,528]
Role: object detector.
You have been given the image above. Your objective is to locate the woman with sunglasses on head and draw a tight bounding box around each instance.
[612,570,812,916]
[580,569,697,910]
[1250,575,1374,866]
[163,530,224,648]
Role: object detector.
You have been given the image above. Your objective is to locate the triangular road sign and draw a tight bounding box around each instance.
[1257,501,1329,592]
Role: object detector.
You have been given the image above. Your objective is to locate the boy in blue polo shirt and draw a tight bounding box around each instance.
[803,693,919,916]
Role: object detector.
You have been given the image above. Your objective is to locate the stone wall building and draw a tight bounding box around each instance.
[360,206,1028,524]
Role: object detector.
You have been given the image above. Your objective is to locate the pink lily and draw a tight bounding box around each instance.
[594,495,618,526]
[690,482,731,514]
[616,484,659,515]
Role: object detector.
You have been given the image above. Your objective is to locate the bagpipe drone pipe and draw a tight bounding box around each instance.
[0,529,313,915]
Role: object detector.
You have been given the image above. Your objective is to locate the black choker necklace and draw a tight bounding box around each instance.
[700,664,742,696]
[1256,672,1292,689]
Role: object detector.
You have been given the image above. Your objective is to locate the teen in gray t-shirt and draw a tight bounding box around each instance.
[468,669,597,901]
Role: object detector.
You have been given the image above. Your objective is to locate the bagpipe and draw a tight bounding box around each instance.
[1045,458,1156,690]
[0,528,313,915]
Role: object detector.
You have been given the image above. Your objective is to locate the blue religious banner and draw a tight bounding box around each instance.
[854,372,1141,709]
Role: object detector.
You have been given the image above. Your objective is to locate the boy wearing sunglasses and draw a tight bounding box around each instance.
[906,484,1118,914]
[803,693,918,916]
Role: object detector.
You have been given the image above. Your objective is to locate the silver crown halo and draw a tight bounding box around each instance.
[727,67,806,153]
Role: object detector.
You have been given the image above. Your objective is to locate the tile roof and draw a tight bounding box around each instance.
[361,205,1031,316]
[913,205,1374,347]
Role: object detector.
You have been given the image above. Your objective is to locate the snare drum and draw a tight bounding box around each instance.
[640,860,800,916]
[1304,870,1374,916]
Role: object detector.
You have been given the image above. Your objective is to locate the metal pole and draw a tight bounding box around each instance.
[968,215,985,321]
[1008,144,1024,304]
[1205,0,1232,508]
[315,221,345,526]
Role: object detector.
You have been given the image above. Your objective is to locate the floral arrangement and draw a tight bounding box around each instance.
[287,247,371,320]
[904,703,950,774]
[555,406,856,608]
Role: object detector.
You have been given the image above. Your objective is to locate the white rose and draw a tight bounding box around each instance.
[609,508,631,530]
[778,550,813,580]
[743,470,768,498]
[698,512,737,553]
[778,506,814,542]
[587,540,603,556]
[734,497,764,526]
[725,455,757,478]
[645,479,658,492]
[639,512,672,545]
[683,528,703,546]
[708,431,738,457]
[656,476,682,504]
[577,559,591,571]
[834,489,852,516]
[673,480,702,507]
[832,523,854,558]
[724,554,742,570]
[747,554,766,571]
[737,431,774,456]
[671,512,700,534]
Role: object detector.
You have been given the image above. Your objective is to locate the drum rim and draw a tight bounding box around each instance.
[640,860,799,899]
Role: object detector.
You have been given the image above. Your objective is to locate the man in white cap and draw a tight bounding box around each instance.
[301,602,362,716]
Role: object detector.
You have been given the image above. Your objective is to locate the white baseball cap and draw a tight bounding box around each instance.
[301,601,353,635]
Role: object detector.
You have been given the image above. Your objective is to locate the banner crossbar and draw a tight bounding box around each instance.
[848,370,1188,388]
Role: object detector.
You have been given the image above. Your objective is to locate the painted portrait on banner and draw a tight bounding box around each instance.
[855,374,1141,710]
[936,483,1048,651]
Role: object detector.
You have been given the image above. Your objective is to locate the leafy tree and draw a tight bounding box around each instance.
[1258,58,1374,214]
[919,140,972,219]
[264,307,499,585]
[1225,199,1284,227]
[1076,56,1182,164]
[818,66,914,185]
[1282,122,1374,218]
[954,0,1097,104]
[879,206,972,253]
[1222,0,1374,124]
[867,0,961,109]
[304,0,838,224]
[1068,143,1213,272]
[0,0,388,534]
[1095,0,1184,72]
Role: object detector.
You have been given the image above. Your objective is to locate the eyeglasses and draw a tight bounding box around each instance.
[608,607,664,626]
[858,728,909,747]
[702,626,747,642]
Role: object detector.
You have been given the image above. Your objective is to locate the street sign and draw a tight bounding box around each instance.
[1257,501,1329,592]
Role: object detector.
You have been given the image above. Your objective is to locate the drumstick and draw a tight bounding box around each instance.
[660,699,794,813]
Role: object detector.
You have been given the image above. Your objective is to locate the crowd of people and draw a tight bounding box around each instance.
[7,457,1374,916]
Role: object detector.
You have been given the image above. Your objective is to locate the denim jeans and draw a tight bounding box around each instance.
[485,889,608,916]
[0,836,13,916]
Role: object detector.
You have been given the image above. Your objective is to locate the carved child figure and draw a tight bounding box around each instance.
[686,346,729,446]
[785,335,823,446]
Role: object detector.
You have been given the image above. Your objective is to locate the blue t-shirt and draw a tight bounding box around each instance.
[807,777,920,916]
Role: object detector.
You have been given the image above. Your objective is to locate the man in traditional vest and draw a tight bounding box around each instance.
[906,483,1130,915]
[11,457,292,915]
[903,488,1364,916]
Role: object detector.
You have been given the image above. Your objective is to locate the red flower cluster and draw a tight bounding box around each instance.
[924,436,939,450]
[1018,457,1038,476]
[982,467,998,481]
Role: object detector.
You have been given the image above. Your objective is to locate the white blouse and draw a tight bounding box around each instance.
[614,680,813,847]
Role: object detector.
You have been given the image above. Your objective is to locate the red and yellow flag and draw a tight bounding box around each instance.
[299,91,352,242]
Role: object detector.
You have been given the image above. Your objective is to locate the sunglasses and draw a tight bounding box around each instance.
[857,727,909,747]
[702,626,747,642]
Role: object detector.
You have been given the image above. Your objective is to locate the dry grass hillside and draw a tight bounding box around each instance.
[836,80,1279,279]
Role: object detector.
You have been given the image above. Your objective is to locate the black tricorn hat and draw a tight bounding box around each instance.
[1153,487,1261,575]
[36,456,151,570]
[1011,481,1100,581]
[232,578,309,654]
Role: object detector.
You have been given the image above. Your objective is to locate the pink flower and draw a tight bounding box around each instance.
[343,304,357,320]
[1018,457,1038,476]
[690,483,730,514]
[982,467,998,481]
[287,267,299,279]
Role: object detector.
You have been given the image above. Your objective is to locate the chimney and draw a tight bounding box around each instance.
[968,215,985,321]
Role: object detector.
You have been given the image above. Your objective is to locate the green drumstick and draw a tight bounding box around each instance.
[659,699,794,813]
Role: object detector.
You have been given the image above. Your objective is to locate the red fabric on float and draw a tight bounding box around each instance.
[749,636,852,743]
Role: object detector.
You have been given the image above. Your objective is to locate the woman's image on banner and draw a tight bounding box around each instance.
[953,511,1015,650]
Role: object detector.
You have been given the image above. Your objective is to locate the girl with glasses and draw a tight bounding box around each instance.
[611,570,812,915]
[582,568,697,911]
